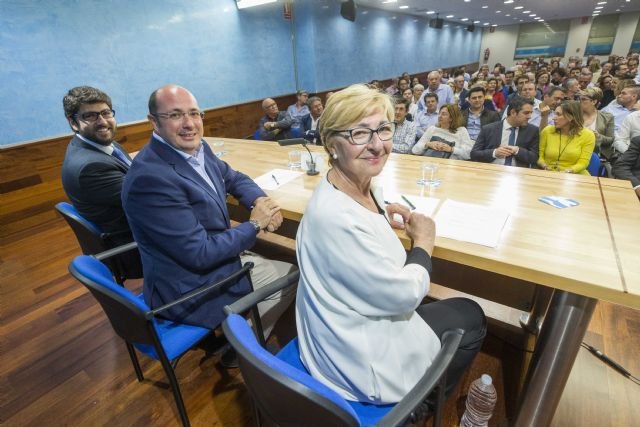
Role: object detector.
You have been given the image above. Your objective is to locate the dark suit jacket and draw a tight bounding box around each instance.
[301,114,321,144]
[462,108,501,129]
[122,137,266,328]
[470,120,540,168]
[61,135,132,236]
[612,136,640,188]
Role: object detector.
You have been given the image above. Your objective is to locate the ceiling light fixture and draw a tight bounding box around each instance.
[236,0,276,9]
[426,10,436,14]
[461,18,469,21]
[514,6,523,9]
[482,5,488,8]
[399,5,409,9]
[473,20,480,23]
[382,0,398,4]
[504,0,514,3]
[446,14,454,18]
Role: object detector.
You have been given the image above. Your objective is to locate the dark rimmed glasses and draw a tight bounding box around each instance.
[332,122,396,145]
[75,109,115,122]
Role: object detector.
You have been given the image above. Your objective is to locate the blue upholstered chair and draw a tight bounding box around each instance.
[55,201,142,284]
[68,246,257,427]
[587,152,601,176]
[222,274,464,427]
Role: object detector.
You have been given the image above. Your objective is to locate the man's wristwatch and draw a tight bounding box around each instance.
[249,220,262,234]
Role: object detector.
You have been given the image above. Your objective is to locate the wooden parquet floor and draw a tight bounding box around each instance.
[1,218,639,426]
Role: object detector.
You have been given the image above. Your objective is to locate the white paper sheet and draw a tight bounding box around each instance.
[254,169,303,190]
[434,199,510,248]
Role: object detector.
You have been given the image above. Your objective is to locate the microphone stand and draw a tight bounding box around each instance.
[302,141,319,176]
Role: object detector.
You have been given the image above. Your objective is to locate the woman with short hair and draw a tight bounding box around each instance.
[579,87,614,160]
[295,84,486,404]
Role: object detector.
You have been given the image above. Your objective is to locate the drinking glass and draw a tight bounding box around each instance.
[417,162,439,186]
[288,150,302,168]
[212,141,225,157]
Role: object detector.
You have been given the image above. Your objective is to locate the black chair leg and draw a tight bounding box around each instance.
[433,377,447,427]
[253,399,262,427]
[159,355,190,427]
[125,342,144,381]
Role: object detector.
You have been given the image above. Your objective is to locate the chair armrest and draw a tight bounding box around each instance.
[147,262,255,319]
[94,242,139,261]
[377,328,464,427]
[100,228,133,240]
[223,268,299,315]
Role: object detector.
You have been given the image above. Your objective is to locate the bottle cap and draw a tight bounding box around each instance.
[481,374,492,385]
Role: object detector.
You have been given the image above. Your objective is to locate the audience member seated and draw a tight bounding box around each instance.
[602,84,639,132]
[397,77,410,97]
[504,81,550,128]
[122,85,296,363]
[538,100,595,175]
[579,87,614,161]
[392,97,417,154]
[502,70,516,99]
[452,73,468,105]
[296,83,486,403]
[462,86,500,142]
[535,70,551,100]
[578,71,594,91]
[258,98,293,141]
[419,70,454,110]
[486,78,505,113]
[301,96,324,145]
[471,96,539,168]
[612,136,640,199]
[598,75,616,109]
[401,87,414,120]
[409,84,424,118]
[551,67,568,87]
[414,93,439,140]
[613,110,640,156]
[61,86,133,241]
[563,78,581,100]
[385,77,399,96]
[507,75,530,104]
[412,103,473,160]
[286,90,310,123]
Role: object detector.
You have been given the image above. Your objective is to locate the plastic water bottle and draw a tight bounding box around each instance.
[460,374,497,427]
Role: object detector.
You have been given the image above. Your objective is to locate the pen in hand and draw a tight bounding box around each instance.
[401,195,416,210]
[271,174,280,186]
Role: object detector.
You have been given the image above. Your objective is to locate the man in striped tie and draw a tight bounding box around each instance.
[61,86,141,276]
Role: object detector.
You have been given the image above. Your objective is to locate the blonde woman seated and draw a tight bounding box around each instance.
[411,103,474,160]
[579,87,614,160]
[295,84,486,404]
[538,100,596,174]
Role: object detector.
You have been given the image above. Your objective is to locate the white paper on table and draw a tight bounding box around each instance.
[254,169,303,190]
[385,192,441,217]
[434,199,510,248]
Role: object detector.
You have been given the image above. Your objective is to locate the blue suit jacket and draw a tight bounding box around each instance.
[122,137,266,328]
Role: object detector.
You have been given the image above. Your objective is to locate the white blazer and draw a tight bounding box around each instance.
[295,178,440,404]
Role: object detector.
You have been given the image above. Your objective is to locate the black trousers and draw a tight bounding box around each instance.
[416,297,487,396]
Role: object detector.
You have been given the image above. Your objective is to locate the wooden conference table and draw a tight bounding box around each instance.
[206,137,640,426]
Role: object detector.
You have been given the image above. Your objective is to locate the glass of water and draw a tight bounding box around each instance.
[212,141,225,157]
[417,162,439,186]
[288,150,302,168]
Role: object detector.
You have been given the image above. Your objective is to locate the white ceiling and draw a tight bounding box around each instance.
[354,0,640,27]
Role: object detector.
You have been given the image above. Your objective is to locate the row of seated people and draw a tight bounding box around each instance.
[59,82,487,415]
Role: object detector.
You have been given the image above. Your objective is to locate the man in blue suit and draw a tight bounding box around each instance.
[122,85,295,344]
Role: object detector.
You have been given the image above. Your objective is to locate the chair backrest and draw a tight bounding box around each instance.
[69,255,156,346]
[223,314,360,427]
[55,202,109,255]
[587,152,601,176]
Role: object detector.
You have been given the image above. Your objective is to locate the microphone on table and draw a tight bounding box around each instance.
[278,137,319,176]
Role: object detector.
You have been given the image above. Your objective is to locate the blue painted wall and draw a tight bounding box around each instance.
[0,0,481,146]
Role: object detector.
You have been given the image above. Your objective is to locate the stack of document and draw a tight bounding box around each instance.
[254,169,303,190]
[434,199,510,248]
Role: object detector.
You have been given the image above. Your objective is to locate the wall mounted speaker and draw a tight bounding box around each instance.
[340,0,356,22]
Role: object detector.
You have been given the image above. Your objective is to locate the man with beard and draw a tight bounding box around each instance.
[61,86,141,275]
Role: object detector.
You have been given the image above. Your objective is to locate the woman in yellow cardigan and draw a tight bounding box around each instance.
[538,100,595,175]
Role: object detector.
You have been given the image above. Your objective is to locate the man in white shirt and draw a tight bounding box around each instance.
[418,70,454,111]
[391,97,417,154]
[503,82,551,128]
[613,110,640,155]
[602,85,640,132]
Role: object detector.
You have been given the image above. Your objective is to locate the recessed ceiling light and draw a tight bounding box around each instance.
[399,5,409,9]
[444,24,449,27]
[530,14,536,17]
[464,0,471,2]
[491,24,497,27]
[504,0,514,3]
[496,10,501,13]
[446,14,454,18]
[382,0,398,3]
[539,19,544,22]
[615,8,620,11]
[597,1,607,3]
[473,20,480,23]
[519,19,523,21]
[461,18,469,21]
[483,22,490,25]
[426,10,436,14]
[523,10,531,13]
[595,6,603,9]
[514,6,523,9]
[506,14,510,16]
